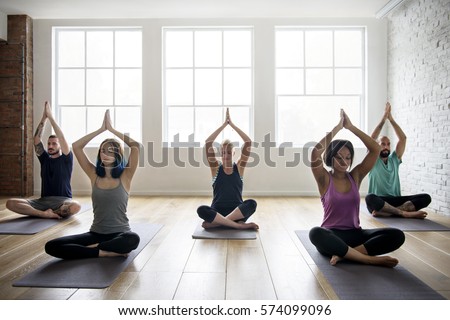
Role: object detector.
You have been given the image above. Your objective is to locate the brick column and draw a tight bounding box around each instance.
[0,15,33,196]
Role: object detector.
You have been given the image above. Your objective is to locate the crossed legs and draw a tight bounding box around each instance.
[6,198,81,219]
[309,226,405,267]
[365,194,431,219]
[197,199,258,230]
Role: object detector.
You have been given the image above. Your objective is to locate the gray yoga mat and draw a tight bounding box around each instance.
[13,223,163,288]
[0,203,92,235]
[295,230,445,300]
[371,216,450,231]
[192,223,257,239]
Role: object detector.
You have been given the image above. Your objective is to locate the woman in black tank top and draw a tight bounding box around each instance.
[197,108,258,230]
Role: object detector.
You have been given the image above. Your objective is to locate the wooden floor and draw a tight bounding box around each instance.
[0,196,449,300]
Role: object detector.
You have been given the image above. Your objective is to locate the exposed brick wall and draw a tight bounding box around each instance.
[0,15,33,196]
[387,0,450,215]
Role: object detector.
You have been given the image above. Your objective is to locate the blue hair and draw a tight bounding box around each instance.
[95,139,126,178]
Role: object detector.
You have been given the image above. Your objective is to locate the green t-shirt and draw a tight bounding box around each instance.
[368,151,402,197]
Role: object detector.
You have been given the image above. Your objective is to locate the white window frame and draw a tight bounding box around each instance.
[53,26,143,146]
[275,26,366,147]
[162,26,254,147]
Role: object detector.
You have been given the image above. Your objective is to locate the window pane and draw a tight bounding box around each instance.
[165,31,193,68]
[278,96,360,145]
[335,30,362,67]
[305,69,333,94]
[87,107,112,145]
[116,107,141,142]
[305,31,332,67]
[58,69,85,105]
[86,69,113,105]
[165,69,193,105]
[195,69,222,105]
[87,31,113,67]
[115,69,142,105]
[60,107,86,144]
[194,107,223,143]
[168,107,194,143]
[58,31,85,68]
[276,69,304,95]
[116,31,142,67]
[195,31,222,67]
[224,30,251,67]
[224,107,250,145]
[224,69,251,105]
[276,30,304,67]
[335,69,362,94]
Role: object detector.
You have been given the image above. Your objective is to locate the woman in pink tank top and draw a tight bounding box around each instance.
[309,109,405,267]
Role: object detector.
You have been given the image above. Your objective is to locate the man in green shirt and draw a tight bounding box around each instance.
[365,102,431,219]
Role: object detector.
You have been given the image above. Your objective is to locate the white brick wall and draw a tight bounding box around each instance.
[387,0,450,215]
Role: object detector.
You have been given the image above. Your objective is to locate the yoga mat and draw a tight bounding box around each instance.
[371,216,450,231]
[295,230,445,300]
[192,223,257,240]
[0,203,92,235]
[13,223,163,288]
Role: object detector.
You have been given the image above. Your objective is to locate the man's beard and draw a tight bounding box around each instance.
[380,149,390,158]
[48,148,59,155]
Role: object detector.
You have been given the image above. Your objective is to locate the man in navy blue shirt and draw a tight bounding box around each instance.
[6,101,81,219]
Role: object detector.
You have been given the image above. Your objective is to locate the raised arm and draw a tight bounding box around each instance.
[371,102,390,140]
[346,111,380,187]
[72,113,107,182]
[386,104,407,160]
[204,114,228,174]
[310,111,344,196]
[34,104,48,156]
[227,108,252,174]
[103,110,141,184]
[44,101,70,155]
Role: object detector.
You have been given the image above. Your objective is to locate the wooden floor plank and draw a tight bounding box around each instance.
[0,196,448,300]
[174,272,226,300]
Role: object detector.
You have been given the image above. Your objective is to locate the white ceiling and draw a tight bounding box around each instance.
[0,0,390,19]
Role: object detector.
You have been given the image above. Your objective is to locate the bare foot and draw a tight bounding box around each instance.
[372,210,393,218]
[99,250,129,258]
[41,209,61,219]
[330,255,343,266]
[368,255,399,268]
[238,222,259,230]
[397,201,415,212]
[402,210,427,219]
[201,221,220,229]
[54,204,71,218]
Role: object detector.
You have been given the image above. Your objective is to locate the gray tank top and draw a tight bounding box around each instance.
[90,178,130,234]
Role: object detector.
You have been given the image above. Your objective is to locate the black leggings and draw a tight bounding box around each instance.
[197,199,257,223]
[45,231,140,260]
[309,226,405,257]
[365,193,431,213]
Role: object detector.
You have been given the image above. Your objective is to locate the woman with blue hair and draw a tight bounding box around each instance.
[45,110,140,259]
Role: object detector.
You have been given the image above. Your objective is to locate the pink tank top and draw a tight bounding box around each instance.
[320,171,361,230]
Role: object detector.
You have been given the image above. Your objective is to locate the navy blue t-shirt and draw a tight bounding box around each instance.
[38,151,73,198]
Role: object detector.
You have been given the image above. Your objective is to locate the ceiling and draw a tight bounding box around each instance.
[0,0,390,19]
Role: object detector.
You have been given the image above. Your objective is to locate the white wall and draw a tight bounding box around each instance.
[33,17,387,197]
[387,0,450,215]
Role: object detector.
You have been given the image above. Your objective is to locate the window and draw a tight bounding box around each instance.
[53,27,142,145]
[163,27,253,147]
[275,27,365,146]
